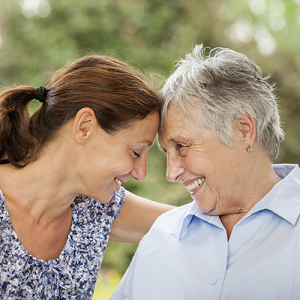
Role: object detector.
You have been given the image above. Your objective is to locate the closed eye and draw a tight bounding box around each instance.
[177,144,188,156]
[133,151,141,158]
[176,144,186,151]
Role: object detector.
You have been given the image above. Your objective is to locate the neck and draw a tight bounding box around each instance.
[0,139,81,223]
[220,148,281,240]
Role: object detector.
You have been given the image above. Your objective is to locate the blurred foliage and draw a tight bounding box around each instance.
[0,0,300,275]
[92,267,121,300]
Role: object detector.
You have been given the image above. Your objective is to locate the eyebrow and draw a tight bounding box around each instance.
[169,136,189,145]
[138,140,154,147]
[157,134,190,151]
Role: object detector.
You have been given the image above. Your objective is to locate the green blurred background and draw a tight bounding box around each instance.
[1,0,300,298]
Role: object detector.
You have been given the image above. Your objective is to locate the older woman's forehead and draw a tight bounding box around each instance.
[163,105,191,125]
[165,106,200,133]
[158,112,199,147]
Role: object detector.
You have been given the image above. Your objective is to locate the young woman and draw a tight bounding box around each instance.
[0,55,172,299]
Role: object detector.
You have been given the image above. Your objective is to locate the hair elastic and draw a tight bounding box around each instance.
[36,85,47,103]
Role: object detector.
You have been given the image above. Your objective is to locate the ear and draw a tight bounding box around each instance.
[73,107,95,144]
[237,114,256,147]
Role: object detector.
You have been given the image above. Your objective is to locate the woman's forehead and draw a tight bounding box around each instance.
[158,109,203,146]
[163,106,199,132]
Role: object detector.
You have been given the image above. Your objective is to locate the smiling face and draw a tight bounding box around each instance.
[158,105,254,216]
[79,112,160,203]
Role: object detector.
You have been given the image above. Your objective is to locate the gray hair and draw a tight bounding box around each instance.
[160,44,285,159]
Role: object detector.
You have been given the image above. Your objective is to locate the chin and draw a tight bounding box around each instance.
[91,184,117,203]
[92,191,113,204]
[101,195,114,203]
[195,200,214,215]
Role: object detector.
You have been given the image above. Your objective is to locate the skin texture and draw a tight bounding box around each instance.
[0,109,173,261]
[158,105,281,239]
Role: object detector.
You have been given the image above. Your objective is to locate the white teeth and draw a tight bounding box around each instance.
[185,178,205,192]
[115,178,122,186]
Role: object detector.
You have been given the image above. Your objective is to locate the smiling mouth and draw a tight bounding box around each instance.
[114,178,122,187]
[185,178,205,192]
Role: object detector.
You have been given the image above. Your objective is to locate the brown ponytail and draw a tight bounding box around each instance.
[0,55,161,168]
[0,87,39,167]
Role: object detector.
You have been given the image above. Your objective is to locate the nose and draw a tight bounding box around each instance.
[130,156,147,182]
[166,153,185,182]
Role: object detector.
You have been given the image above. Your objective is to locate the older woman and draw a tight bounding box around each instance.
[111,45,300,300]
[0,55,172,299]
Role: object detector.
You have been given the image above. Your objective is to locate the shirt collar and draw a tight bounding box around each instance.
[246,164,300,225]
[178,164,300,240]
[178,201,224,240]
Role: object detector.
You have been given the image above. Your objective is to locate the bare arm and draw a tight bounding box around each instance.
[110,190,175,243]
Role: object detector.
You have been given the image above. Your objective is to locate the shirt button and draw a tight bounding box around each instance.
[211,278,218,285]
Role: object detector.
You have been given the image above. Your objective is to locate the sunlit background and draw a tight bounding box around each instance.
[1,0,300,298]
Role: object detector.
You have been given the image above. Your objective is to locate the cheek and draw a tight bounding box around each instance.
[185,153,205,174]
[113,156,135,172]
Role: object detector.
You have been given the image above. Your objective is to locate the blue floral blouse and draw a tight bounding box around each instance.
[0,187,125,299]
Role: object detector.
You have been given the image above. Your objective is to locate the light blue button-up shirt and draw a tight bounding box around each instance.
[111,164,300,300]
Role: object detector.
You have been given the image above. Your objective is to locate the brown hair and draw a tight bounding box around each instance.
[0,55,161,168]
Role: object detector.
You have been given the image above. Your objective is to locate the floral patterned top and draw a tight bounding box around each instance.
[0,187,125,299]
